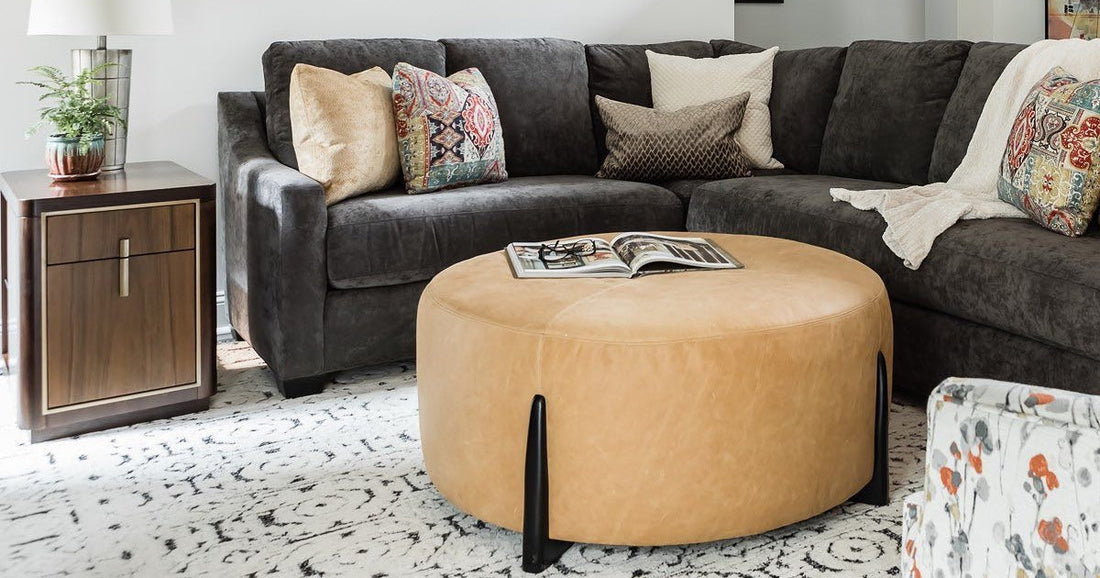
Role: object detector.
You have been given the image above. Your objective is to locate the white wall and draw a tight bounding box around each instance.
[925,0,959,40]
[0,0,736,331]
[954,0,1045,43]
[735,0,926,49]
[927,0,1044,41]
[735,0,1044,48]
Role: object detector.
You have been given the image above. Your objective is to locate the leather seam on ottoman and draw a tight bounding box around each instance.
[423,288,888,345]
[543,279,635,332]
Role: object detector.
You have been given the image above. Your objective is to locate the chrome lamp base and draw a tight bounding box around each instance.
[72,36,131,172]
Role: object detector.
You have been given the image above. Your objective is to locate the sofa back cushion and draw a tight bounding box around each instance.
[713,42,847,175]
[586,40,715,160]
[818,40,973,185]
[927,42,1026,183]
[442,38,597,177]
[263,38,447,169]
[771,47,848,175]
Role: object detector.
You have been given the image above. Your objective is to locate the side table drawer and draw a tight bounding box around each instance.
[45,250,197,409]
[45,203,195,265]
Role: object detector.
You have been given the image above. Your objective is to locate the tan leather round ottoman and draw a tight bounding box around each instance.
[417,233,892,557]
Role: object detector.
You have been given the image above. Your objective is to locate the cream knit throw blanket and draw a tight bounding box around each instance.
[831,39,1100,269]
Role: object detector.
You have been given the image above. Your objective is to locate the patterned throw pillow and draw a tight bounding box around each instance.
[392,63,507,194]
[998,67,1100,236]
[647,48,783,170]
[595,93,752,183]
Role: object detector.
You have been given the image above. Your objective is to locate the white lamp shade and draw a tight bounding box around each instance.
[28,0,173,36]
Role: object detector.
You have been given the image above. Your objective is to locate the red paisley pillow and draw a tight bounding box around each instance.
[1004,100,1036,175]
[997,67,1100,236]
[392,63,507,194]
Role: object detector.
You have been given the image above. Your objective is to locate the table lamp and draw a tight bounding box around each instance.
[27,0,174,171]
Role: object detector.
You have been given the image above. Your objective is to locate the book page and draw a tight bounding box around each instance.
[611,233,742,274]
[506,239,632,278]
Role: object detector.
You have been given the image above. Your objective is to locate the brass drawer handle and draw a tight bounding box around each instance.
[119,238,130,297]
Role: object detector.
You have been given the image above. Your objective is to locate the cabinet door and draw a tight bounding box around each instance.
[45,250,197,409]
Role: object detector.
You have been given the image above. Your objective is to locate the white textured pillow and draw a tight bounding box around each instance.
[647,48,783,170]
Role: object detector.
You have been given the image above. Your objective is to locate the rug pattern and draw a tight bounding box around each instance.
[0,343,926,577]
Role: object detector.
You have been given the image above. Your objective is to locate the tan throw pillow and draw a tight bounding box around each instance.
[595,93,753,183]
[289,64,400,205]
[647,48,783,170]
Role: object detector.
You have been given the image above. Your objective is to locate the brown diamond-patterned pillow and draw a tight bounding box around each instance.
[595,92,752,182]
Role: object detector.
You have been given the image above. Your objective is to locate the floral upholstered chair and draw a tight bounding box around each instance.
[901,378,1100,577]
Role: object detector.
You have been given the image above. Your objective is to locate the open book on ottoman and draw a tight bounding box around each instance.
[506,233,743,279]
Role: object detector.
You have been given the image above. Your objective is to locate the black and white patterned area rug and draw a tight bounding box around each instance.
[0,342,926,577]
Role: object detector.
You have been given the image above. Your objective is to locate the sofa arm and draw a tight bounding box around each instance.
[218,91,328,390]
[910,378,1100,576]
[900,493,926,578]
[934,377,1100,431]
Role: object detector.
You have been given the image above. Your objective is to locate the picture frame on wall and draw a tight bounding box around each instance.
[1047,0,1100,40]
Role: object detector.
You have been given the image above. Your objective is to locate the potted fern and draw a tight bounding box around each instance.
[19,64,125,181]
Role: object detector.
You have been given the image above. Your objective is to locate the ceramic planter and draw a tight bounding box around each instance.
[46,134,106,181]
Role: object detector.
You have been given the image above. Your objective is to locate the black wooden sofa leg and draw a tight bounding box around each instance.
[852,352,890,506]
[276,373,333,398]
[523,395,574,573]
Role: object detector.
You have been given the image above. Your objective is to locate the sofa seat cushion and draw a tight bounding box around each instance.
[662,180,709,206]
[686,175,1100,362]
[661,169,799,208]
[327,176,684,289]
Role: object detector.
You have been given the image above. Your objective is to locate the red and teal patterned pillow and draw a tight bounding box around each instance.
[392,63,507,194]
[998,67,1100,236]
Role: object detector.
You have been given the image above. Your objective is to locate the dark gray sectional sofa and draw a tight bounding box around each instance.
[220,37,1100,400]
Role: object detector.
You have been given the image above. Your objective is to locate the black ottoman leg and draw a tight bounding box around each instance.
[853,352,890,506]
[523,395,573,573]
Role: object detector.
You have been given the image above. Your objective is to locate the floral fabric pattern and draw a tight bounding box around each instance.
[902,378,1100,577]
[997,67,1100,236]
[392,63,506,194]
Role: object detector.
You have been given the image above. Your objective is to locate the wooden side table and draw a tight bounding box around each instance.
[1,161,216,442]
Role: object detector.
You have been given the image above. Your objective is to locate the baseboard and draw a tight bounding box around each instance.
[216,290,234,342]
[216,325,235,342]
